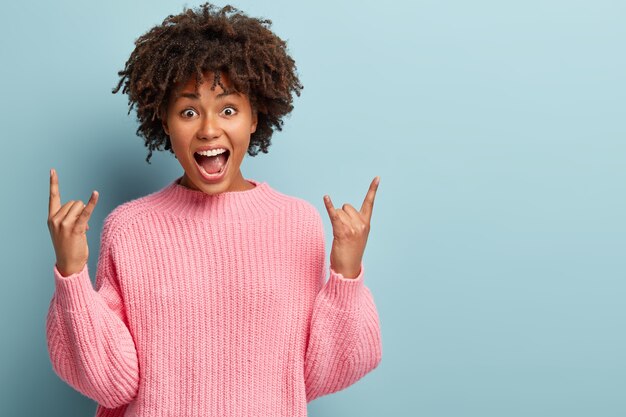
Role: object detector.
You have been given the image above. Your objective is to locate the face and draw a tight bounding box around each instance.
[161,70,258,195]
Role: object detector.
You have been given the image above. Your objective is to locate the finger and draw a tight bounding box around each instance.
[342,203,362,222]
[49,168,61,218]
[75,191,99,232]
[359,176,380,221]
[53,200,78,223]
[335,209,353,229]
[338,208,365,236]
[323,194,339,224]
[63,201,87,230]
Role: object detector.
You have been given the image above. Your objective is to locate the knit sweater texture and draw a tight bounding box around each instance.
[46,176,382,417]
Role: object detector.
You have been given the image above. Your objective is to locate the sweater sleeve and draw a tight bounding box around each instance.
[303,212,383,403]
[45,221,139,409]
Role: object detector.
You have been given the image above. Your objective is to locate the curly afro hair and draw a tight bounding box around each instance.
[111,2,303,164]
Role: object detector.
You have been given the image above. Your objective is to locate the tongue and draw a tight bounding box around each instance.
[198,153,227,174]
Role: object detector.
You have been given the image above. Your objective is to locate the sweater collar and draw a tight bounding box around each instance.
[151,175,288,221]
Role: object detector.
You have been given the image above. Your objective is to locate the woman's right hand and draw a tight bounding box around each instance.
[47,168,99,277]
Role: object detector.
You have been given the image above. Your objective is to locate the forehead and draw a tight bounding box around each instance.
[172,70,234,96]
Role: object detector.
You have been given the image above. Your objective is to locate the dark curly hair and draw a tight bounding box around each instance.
[111,2,303,164]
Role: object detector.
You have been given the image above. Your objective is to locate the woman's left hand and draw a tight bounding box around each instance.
[323,176,380,279]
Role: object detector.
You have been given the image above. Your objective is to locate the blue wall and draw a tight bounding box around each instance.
[1,0,624,415]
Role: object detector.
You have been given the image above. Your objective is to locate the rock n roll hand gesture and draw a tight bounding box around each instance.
[323,176,380,279]
[47,168,100,277]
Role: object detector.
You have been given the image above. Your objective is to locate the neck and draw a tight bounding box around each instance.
[178,173,256,193]
[147,176,290,221]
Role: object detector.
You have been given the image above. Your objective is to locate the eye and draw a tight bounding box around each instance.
[181,108,198,118]
[222,106,238,116]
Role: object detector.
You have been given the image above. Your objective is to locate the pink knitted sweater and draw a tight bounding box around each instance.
[46,176,382,417]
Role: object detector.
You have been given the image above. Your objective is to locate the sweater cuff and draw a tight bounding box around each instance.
[53,263,94,312]
[322,261,365,311]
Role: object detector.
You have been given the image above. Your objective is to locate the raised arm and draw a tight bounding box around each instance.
[304,182,383,402]
[46,168,139,408]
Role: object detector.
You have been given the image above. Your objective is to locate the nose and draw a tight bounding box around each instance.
[196,112,223,140]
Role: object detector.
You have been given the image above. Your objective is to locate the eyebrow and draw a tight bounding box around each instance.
[174,90,239,100]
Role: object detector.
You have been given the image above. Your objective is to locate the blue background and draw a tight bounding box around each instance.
[1,0,624,415]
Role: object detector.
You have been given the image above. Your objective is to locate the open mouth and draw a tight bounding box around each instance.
[193,150,230,178]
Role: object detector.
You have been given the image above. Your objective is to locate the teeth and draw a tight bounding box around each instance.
[196,148,227,157]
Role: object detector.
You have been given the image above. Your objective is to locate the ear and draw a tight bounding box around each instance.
[160,108,170,136]
[250,108,258,134]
